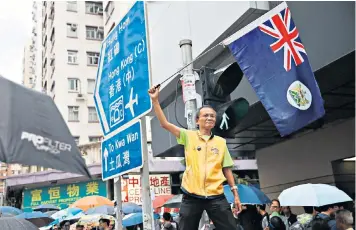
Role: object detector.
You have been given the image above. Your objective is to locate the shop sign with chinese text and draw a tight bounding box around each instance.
[22,180,107,212]
[120,174,171,205]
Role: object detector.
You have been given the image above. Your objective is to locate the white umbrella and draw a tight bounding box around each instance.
[279,183,352,207]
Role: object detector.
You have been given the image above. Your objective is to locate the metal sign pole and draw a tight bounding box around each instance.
[115,177,122,230]
[140,117,153,230]
[142,2,153,229]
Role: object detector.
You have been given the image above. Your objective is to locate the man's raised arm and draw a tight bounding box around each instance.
[148,85,181,138]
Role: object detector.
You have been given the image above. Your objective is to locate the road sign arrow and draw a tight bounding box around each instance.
[104,147,109,171]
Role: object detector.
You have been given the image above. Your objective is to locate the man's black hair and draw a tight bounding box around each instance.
[318,204,334,212]
[195,105,216,120]
[271,199,281,207]
[99,218,110,225]
[310,218,330,230]
[270,216,286,230]
[163,212,172,221]
[303,206,314,214]
[257,204,266,211]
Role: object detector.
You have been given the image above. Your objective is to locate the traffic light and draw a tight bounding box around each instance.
[200,62,249,137]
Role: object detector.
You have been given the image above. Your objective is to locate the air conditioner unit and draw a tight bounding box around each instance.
[50,2,55,10]
[76,93,85,100]
[48,14,54,20]
[97,8,103,14]
[50,53,55,61]
[71,24,77,31]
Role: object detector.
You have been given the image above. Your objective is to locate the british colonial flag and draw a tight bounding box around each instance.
[259,7,306,71]
[223,2,325,137]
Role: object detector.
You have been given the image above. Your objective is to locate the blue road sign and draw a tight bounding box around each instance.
[101,119,143,181]
[94,1,151,136]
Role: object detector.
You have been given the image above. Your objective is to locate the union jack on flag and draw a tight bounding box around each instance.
[258,7,306,71]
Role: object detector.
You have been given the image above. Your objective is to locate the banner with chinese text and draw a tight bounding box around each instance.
[23,180,107,212]
[121,174,171,205]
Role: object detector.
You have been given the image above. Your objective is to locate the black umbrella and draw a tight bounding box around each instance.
[0,76,90,177]
[0,217,38,230]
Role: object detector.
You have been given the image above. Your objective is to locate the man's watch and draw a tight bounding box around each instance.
[230,185,238,191]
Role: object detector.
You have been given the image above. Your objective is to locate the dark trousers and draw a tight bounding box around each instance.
[178,193,238,230]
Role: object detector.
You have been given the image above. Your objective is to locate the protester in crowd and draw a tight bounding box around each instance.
[336,210,354,230]
[99,218,111,230]
[161,212,178,230]
[148,85,241,230]
[238,205,262,230]
[268,216,287,230]
[257,204,269,225]
[262,199,289,230]
[63,221,71,230]
[315,204,337,230]
[283,206,298,226]
[76,224,84,230]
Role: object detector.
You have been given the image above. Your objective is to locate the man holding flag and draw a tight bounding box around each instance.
[223,1,325,137]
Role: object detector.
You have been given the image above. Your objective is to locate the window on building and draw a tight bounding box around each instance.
[105,1,115,23]
[85,1,103,14]
[86,26,104,40]
[87,52,99,65]
[68,106,79,121]
[67,1,77,12]
[89,136,102,142]
[67,50,78,64]
[87,79,95,93]
[88,107,98,122]
[68,78,79,92]
[73,136,80,145]
[67,23,78,38]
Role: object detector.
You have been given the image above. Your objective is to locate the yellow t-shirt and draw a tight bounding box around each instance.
[177,129,234,168]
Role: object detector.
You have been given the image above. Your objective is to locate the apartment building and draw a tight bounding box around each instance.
[41,1,104,145]
[22,39,36,89]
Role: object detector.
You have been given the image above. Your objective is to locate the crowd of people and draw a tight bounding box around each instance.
[201,199,355,230]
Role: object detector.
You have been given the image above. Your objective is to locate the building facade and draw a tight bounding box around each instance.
[22,39,36,89]
[41,1,104,145]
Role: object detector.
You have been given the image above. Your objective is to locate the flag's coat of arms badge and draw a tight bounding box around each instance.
[287,81,312,110]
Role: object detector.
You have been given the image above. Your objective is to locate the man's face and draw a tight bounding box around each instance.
[270,201,281,213]
[100,221,108,228]
[64,222,71,229]
[196,108,216,130]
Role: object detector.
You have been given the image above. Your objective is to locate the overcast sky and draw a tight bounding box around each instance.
[0,1,33,84]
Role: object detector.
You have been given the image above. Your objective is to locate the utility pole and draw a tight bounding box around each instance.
[179,39,198,130]
[179,39,208,229]
[141,117,153,230]
[115,177,122,230]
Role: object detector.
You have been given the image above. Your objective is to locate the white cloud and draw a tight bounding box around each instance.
[0,1,33,84]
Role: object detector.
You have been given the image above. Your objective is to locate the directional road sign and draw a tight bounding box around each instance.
[101,119,143,181]
[94,1,151,136]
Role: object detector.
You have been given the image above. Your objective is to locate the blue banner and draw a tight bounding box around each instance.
[224,2,325,136]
